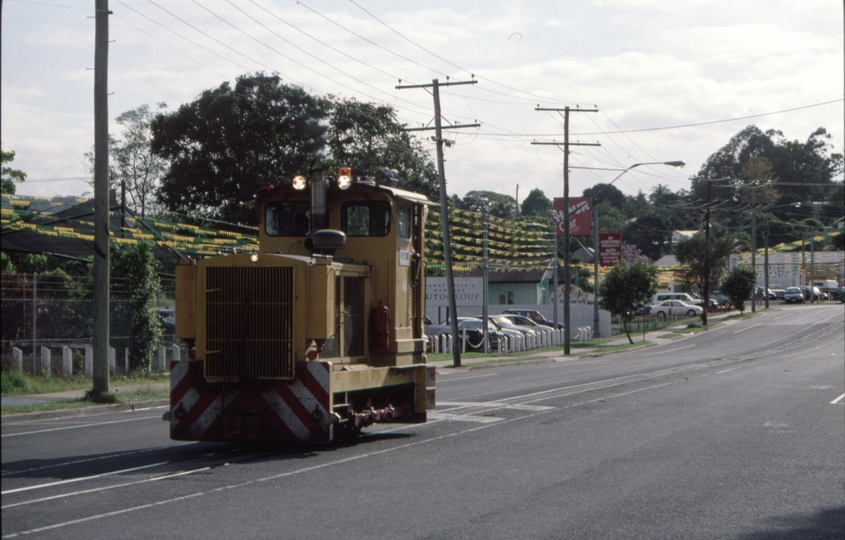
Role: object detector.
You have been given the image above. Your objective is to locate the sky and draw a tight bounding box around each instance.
[2,0,843,205]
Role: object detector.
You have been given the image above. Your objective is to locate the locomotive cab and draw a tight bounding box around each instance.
[170,169,435,444]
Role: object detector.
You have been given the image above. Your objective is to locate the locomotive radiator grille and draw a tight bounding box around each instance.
[205,266,294,379]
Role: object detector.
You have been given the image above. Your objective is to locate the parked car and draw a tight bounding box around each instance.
[830,288,845,302]
[498,314,556,339]
[489,315,541,338]
[802,286,824,301]
[425,316,486,351]
[500,309,565,329]
[770,288,786,299]
[648,300,703,319]
[783,287,804,303]
[710,290,731,305]
[653,292,697,304]
[158,308,175,335]
[456,317,511,351]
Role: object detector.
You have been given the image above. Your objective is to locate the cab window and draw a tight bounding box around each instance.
[342,202,390,236]
[265,202,310,236]
[397,206,412,240]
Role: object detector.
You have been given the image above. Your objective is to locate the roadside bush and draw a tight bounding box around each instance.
[721,266,756,313]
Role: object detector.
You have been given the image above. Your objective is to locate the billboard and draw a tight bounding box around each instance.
[425,277,483,307]
[599,233,622,267]
[553,197,591,236]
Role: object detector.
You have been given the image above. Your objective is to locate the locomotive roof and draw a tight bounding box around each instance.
[244,182,434,207]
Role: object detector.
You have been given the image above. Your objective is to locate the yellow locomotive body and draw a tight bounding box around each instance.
[169,170,435,444]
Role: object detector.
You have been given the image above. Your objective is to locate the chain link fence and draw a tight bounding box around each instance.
[1,272,177,374]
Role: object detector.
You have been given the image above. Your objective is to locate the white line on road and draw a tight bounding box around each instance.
[831,393,845,405]
[437,373,499,383]
[1,467,210,509]
[1,415,160,438]
[716,368,737,374]
[638,344,696,357]
[0,446,177,477]
[733,323,760,334]
[773,313,794,321]
[0,462,169,495]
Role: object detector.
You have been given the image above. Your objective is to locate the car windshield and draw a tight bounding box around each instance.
[492,316,517,327]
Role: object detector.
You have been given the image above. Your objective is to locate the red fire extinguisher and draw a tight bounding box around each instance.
[371,300,389,350]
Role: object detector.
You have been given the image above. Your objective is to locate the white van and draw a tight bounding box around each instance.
[653,292,697,304]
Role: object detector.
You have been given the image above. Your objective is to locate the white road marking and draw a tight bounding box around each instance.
[773,313,794,321]
[0,446,180,477]
[1,415,161,438]
[437,373,499,383]
[716,368,736,374]
[831,393,845,405]
[1,462,169,495]
[637,344,696,357]
[1,467,210,510]
[733,323,760,334]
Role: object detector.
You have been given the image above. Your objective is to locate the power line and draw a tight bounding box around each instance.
[573,99,844,136]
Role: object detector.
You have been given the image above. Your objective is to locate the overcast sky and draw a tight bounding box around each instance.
[2,0,843,204]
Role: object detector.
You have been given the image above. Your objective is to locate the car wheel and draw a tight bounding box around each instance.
[657,312,666,320]
[687,309,696,317]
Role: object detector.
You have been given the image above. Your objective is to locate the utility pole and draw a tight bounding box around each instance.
[532,106,599,354]
[92,0,110,395]
[750,187,757,313]
[398,78,479,367]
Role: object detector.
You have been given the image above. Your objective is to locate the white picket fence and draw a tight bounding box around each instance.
[426,326,593,355]
[9,344,182,376]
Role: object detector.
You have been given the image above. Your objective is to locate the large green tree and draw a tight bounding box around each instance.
[151,73,327,224]
[1,150,27,195]
[598,260,658,344]
[693,125,842,205]
[323,97,438,201]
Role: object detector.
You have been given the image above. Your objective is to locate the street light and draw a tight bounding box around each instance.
[589,161,686,335]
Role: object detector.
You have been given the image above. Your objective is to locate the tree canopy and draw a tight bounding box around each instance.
[151,73,327,224]
[720,265,756,313]
[323,97,439,201]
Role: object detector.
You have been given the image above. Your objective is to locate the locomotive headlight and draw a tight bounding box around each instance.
[292,175,308,190]
[337,167,353,190]
[250,254,259,263]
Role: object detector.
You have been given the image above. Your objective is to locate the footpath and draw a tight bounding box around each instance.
[1,312,742,423]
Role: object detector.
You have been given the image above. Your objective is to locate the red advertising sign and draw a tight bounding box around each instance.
[599,233,622,267]
[552,197,591,236]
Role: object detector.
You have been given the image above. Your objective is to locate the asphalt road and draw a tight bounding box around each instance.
[2,303,843,539]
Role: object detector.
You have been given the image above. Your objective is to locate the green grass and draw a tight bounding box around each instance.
[1,384,170,416]
[1,371,168,397]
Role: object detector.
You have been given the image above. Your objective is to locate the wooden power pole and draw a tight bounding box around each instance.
[532,106,599,355]
[397,78,479,367]
[92,0,110,395]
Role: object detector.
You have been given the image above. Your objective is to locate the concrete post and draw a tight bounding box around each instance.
[157,345,167,372]
[40,346,51,376]
[84,345,93,378]
[125,348,130,374]
[12,347,23,372]
[62,347,73,375]
[109,347,116,375]
[171,344,181,363]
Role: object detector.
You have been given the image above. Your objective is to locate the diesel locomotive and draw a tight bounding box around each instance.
[167,168,435,444]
